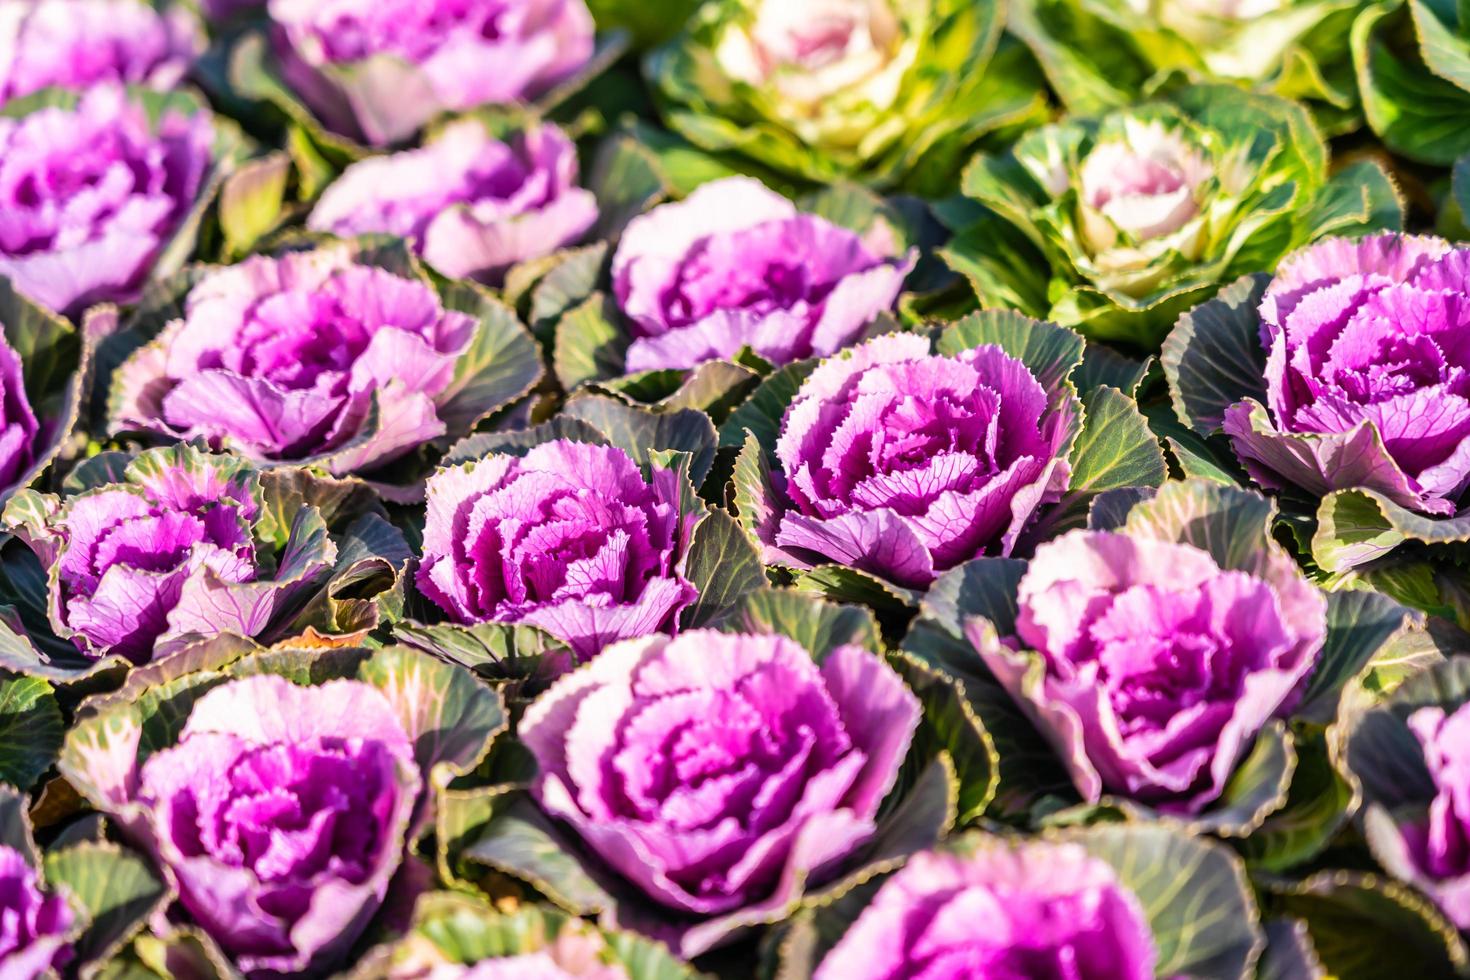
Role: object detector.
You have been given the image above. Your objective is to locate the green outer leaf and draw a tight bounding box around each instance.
[1067,386,1168,494]
[891,652,998,823]
[1265,871,1468,978]
[1312,487,1470,572]
[0,783,37,862]
[0,673,62,790]
[445,417,606,466]
[45,842,168,968]
[717,359,818,452]
[1353,0,1470,164]
[933,309,1086,391]
[1303,158,1405,238]
[559,394,718,487]
[716,588,882,658]
[553,292,629,391]
[1236,728,1356,874]
[1192,720,1297,838]
[458,791,618,915]
[218,151,291,258]
[525,243,609,341]
[587,132,668,242]
[434,284,545,436]
[1257,918,1325,980]
[899,559,1077,818]
[391,620,569,681]
[791,564,920,613]
[679,508,767,629]
[1161,273,1271,435]
[1067,824,1263,979]
[357,645,507,805]
[255,466,383,553]
[1023,385,1167,543]
[360,892,698,980]
[1297,589,1418,724]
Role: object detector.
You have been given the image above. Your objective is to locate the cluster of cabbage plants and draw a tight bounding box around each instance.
[0,0,1468,978]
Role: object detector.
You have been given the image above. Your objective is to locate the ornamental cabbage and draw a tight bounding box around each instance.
[135,676,417,975]
[646,0,1047,190]
[611,177,912,372]
[58,642,502,977]
[814,841,1156,979]
[1007,0,1363,132]
[417,439,698,661]
[268,0,596,146]
[0,0,201,106]
[520,628,919,955]
[744,332,1078,588]
[309,120,598,284]
[0,85,214,317]
[109,244,541,477]
[968,483,1326,815]
[1220,234,1470,516]
[953,84,1399,345]
[4,444,331,663]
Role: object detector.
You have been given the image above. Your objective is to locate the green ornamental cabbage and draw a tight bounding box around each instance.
[1008,0,1369,133]
[946,83,1401,346]
[644,0,1050,192]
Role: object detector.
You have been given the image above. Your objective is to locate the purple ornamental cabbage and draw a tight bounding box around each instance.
[0,85,212,317]
[110,248,481,475]
[0,331,39,494]
[757,333,1077,588]
[309,120,597,284]
[813,842,1156,980]
[417,440,698,661]
[1222,233,1470,515]
[971,528,1326,813]
[269,0,595,146]
[0,846,75,980]
[611,177,915,372]
[134,675,417,975]
[4,444,330,664]
[520,629,920,956]
[1364,702,1470,929]
[0,0,201,105]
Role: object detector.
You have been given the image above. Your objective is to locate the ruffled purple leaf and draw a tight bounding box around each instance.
[268,0,596,146]
[519,629,919,956]
[0,85,214,318]
[310,120,597,284]
[611,177,914,372]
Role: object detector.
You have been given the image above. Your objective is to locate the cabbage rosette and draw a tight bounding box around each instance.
[308,119,599,286]
[728,310,1166,601]
[774,828,1264,980]
[0,0,202,108]
[404,394,773,671]
[434,592,955,958]
[57,638,504,977]
[105,239,543,483]
[0,84,225,318]
[901,479,1409,837]
[544,177,920,414]
[950,84,1400,346]
[646,0,1048,191]
[1162,232,1470,588]
[0,442,413,679]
